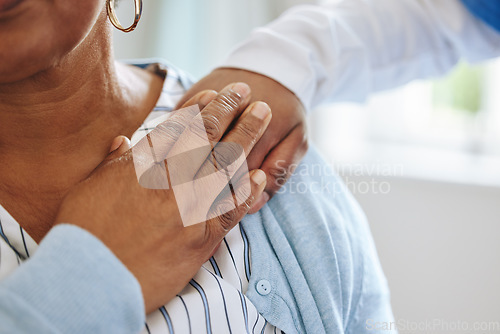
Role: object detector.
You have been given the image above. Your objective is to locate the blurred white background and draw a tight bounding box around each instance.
[113,0,314,77]
[113,1,500,332]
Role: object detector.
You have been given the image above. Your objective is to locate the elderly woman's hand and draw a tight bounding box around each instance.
[54,83,271,313]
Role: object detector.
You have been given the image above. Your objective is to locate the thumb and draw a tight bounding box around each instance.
[89,136,132,176]
[106,135,132,161]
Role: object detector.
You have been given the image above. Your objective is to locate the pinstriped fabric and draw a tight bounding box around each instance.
[0,205,32,280]
[131,63,281,334]
[0,62,281,333]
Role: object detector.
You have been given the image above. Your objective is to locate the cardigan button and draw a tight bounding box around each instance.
[256,280,272,296]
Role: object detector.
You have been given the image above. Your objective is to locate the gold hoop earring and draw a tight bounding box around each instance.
[107,0,143,33]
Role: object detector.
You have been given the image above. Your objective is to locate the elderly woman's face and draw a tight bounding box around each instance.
[0,0,105,84]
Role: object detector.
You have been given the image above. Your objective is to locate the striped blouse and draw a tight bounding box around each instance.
[0,61,282,334]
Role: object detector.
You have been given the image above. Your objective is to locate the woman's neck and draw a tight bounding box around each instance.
[0,18,165,241]
[0,18,122,160]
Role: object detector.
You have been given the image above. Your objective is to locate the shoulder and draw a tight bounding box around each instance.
[242,146,393,333]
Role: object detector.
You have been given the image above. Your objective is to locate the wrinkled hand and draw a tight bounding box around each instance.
[178,68,308,213]
[55,83,271,313]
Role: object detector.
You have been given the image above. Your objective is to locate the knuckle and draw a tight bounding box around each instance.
[156,119,185,139]
[206,92,241,118]
[214,202,238,232]
[216,89,243,110]
[213,143,243,170]
[219,211,236,231]
[235,121,260,142]
[202,114,222,141]
[268,166,289,189]
[268,165,288,180]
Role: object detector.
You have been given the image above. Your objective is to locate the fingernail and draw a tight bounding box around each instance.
[109,137,124,153]
[200,90,217,105]
[251,102,271,120]
[231,82,251,98]
[251,170,267,186]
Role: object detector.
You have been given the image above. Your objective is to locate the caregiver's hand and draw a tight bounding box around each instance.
[177,68,308,213]
[54,83,271,313]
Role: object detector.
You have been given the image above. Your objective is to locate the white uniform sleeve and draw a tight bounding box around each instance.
[222,0,500,110]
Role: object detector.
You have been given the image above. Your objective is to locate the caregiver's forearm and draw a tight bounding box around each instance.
[223,0,500,110]
[0,225,144,334]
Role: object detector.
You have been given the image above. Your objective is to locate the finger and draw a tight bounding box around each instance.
[91,136,131,174]
[205,169,267,246]
[186,101,271,213]
[184,82,251,146]
[139,89,217,179]
[145,90,217,165]
[109,135,132,155]
[195,101,272,184]
[216,101,272,156]
[164,83,252,183]
[247,192,270,215]
[248,123,308,214]
[131,104,199,186]
[179,90,218,110]
[93,136,132,172]
[244,111,294,171]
